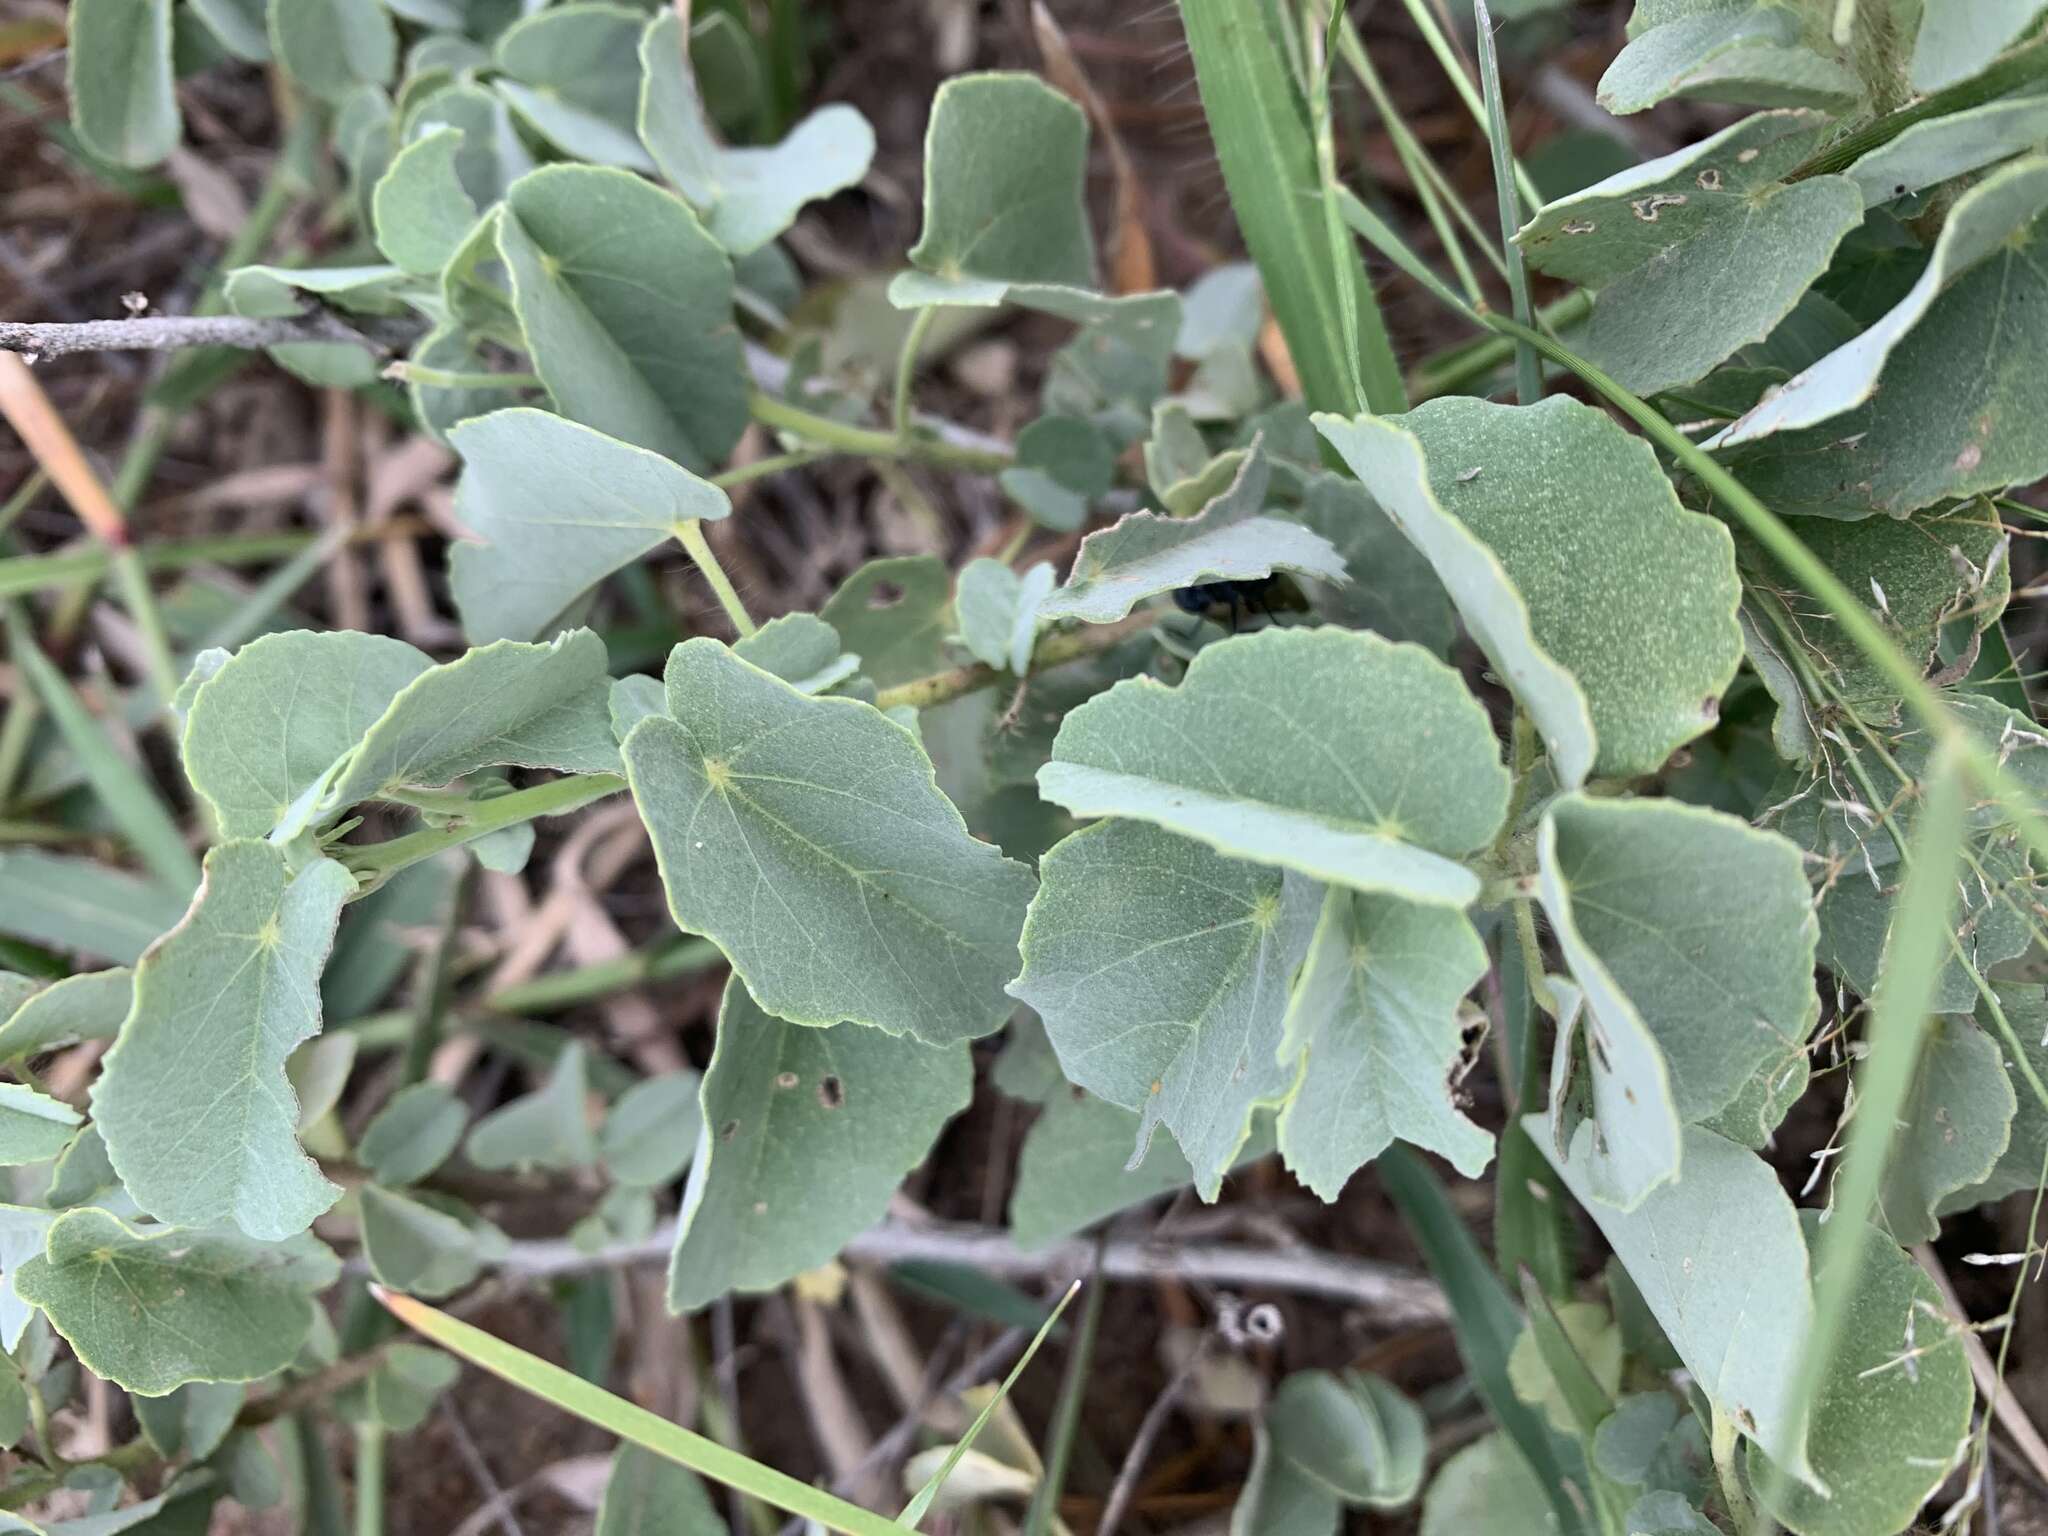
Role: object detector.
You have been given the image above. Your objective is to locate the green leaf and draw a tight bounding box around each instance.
[1035,451,1349,627]
[1330,397,1743,780]
[624,639,1035,1046]
[1517,111,1861,397]
[93,842,351,1242]
[492,3,653,171]
[465,1040,599,1171]
[1009,1091,1271,1249]
[1315,413,1595,788]
[668,977,971,1311]
[406,83,535,211]
[1009,818,1319,1197]
[267,0,396,103]
[955,559,1056,676]
[371,127,477,277]
[448,408,730,644]
[323,854,461,1020]
[1419,1434,1562,1536]
[818,556,953,688]
[1538,956,1680,1214]
[334,1342,459,1432]
[1748,1216,1972,1536]
[1621,1494,1720,1535]
[1598,3,1862,115]
[1508,1298,1622,1436]
[0,853,183,967]
[358,1184,505,1297]
[14,1209,337,1396]
[48,1124,132,1215]
[637,12,874,256]
[1535,1116,1816,1485]
[1912,0,2048,89]
[896,72,1093,304]
[0,1208,51,1352]
[358,1082,468,1187]
[132,1381,244,1460]
[1284,474,1457,657]
[599,1072,702,1188]
[597,1443,724,1535]
[318,628,618,822]
[0,1087,80,1167]
[1039,627,1505,907]
[1263,1369,1427,1508]
[181,630,430,839]
[287,1033,356,1131]
[999,416,1116,533]
[1877,1014,2014,1244]
[186,0,268,61]
[66,0,178,167]
[0,968,130,1060]
[1275,889,1490,1196]
[1591,1391,1709,1505]
[1945,982,2048,1212]
[1544,793,1819,1126]
[499,165,747,473]
[1717,155,2048,516]
[1846,95,2048,204]
[731,615,861,695]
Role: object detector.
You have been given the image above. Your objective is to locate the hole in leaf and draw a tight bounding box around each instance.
[867,582,904,608]
[817,1075,845,1109]
[719,1119,740,1142]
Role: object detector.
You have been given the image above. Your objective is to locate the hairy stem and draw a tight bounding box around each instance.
[674,519,757,636]
[749,389,1011,474]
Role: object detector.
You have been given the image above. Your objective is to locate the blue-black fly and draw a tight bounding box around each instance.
[1170,574,1309,631]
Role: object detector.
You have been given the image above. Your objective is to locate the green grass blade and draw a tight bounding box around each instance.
[1179,0,1406,415]
[1763,746,1967,1510]
[1335,186,1481,324]
[1018,1272,1101,1536]
[4,611,198,893]
[375,1288,912,1536]
[901,1277,1082,1527]
[1471,0,1540,405]
[1377,1144,1592,1535]
[1395,0,1542,215]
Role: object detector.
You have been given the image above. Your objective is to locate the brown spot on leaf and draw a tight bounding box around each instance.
[818,1074,845,1109]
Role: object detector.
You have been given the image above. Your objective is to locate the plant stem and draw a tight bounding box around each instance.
[1410,289,1590,400]
[1472,0,1541,405]
[710,449,832,491]
[874,610,1158,712]
[1021,1262,1104,1536]
[338,773,627,886]
[401,865,473,1087]
[353,1424,385,1536]
[1710,1403,1764,1536]
[108,545,182,705]
[891,304,938,440]
[673,519,756,636]
[0,529,344,600]
[1395,0,1543,214]
[385,363,541,392]
[749,389,1011,474]
[1790,34,2048,180]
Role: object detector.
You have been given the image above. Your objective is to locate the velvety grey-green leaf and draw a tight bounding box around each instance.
[1036,449,1343,625]
[598,1443,725,1536]
[67,0,178,167]
[132,1381,244,1460]
[0,968,130,1060]
[0,1207,50,1353]
[1545,793,1818,1125]
[818,557,953,688]
[638,12,873,255]
[1265,1369,1428,1508]
[1010,819,1319,1198]
[448,408,730,644]
[1540,960,1679,1212]
[1518,111,1861,396]
[320,628,618,819]
[1718,158,2048,515]
[1718,156,2048,445]
[335,1342,460,1432]
[13,1209,336,1396]
[0,1086,80,1167]
[358,1184,500,1297]
[1276,889,1491,1197]
[267,0,396,103]
[1398,397,1742,776]
[1912,0,2048,89]
[956,559,1042,674]
[731,614,861,695]
[187,0,269,60]
[0,852,184,965]
[1945,983,2048,1212]
[1284,475,1457,657]
[358,1082,467,1187]
[902,72,1094,301]
[406,83,534,211]
[372,127,477,277]
[92,842,349,1242]
[1536,1116,1816,1483]
[1315,412,1596,788]
[499,165,746,472]
[1848,96,2048,204]
[1878,1014,2014,1244]
[1748,1216,1971,1536]
[181,630,430,839]
[1419,1434,1561,1536]
[465,1041,598,1171]
[1042,627,1505,906]
[599,1071,703,1188]
[625,638,1035,1046]
[287,1032,356,1131]
[668,978,970,1311]
[1599,4,1861,114]
[492,3,652,171]
[1009,1092,1273,1249]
